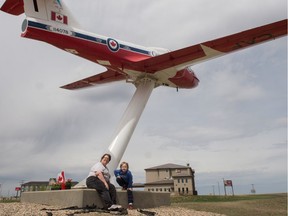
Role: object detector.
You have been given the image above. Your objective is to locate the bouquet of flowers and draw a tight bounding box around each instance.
[50,171,73,190]
[51,182,61,190]
[65,178,72,189]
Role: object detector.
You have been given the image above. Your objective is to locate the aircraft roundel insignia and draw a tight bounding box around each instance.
[107,38,120,52]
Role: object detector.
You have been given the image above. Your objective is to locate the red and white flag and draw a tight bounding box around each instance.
[57,171,66,183]
[224,180,233,187]
[51,11,68,24]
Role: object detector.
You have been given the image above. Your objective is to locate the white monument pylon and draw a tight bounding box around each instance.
[75,78,156,187]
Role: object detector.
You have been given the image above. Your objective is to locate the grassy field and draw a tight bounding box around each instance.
[171,193,287,216]
[1,193,286,215]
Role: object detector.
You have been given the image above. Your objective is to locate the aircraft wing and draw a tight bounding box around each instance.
[61,19,286,90]
[61,69,126,90]
[130,19,287,73]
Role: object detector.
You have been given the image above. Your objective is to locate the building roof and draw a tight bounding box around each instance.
[145,163,190,170]
[22,181,50,186]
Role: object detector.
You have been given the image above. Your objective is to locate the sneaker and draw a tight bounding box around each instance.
[128,203,133,210]
[108,204,122,210]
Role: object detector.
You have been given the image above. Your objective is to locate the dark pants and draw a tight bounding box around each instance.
[116,177,134,204]
[86,176,117,208]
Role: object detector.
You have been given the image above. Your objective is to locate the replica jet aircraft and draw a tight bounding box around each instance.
[1,0,287,185]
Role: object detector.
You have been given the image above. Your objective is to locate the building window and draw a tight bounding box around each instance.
[186,179,188,183]
[178,188,180,193]
[178,179,180,183]
[181,179,184,183]
[182,188,185,193]
[186,188,188,193]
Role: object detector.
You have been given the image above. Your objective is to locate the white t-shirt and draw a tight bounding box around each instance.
[88,162,111,182]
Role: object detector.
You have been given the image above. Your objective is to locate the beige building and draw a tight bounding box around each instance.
[21,181,50,192]
[144,163,197,195]
[21,180,78,192]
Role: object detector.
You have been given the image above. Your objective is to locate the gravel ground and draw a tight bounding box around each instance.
[0,203,226,216]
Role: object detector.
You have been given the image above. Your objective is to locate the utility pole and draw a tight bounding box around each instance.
[19,180,25,197]
[217,181,221,195]
[251,184,256,194]
[223,178,227,196]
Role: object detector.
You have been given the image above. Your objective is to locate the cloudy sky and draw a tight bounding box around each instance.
[0,0,287,196]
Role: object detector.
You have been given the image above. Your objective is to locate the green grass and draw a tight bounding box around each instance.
[171,193,287,216]
[171,193,285,202]
[0,199,20,203]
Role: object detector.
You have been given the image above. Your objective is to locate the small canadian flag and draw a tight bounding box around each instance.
[57,171,66,183]
[51,11,68,24]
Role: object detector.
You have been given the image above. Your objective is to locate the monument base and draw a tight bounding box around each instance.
[20,189,170,209]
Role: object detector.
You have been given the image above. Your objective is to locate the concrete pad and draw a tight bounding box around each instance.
[21,189,170,209]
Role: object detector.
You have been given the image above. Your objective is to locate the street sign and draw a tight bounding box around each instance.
[15,187,21,191]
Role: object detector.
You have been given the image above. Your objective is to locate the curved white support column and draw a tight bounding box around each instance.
[107,78,155,171]
[74,78,155,188]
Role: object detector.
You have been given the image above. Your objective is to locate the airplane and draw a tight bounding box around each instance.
[1,0,287,186]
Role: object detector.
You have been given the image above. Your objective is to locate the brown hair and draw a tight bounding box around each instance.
[101,153,111,162]
[120,161,129,169]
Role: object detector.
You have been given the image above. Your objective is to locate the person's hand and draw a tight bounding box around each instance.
[116,176,121,178]
[127,188,133,191]
[104,182,109,189]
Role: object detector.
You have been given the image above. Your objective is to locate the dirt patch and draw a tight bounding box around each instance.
[0,202,224,216]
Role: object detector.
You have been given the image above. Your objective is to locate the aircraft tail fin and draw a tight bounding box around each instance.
[1,0,80,27]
